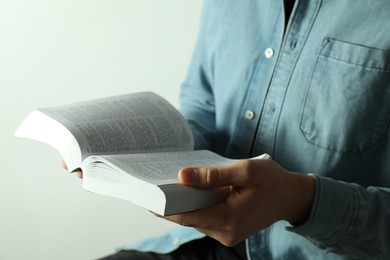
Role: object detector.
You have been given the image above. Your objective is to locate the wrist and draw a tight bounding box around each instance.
[283,172,316,226]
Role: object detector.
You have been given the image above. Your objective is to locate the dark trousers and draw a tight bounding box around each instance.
[98,236,247,260]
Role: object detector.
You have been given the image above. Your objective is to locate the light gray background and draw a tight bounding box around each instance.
[0,1,202,259]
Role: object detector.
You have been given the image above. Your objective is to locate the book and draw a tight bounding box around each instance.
[15,92,269,216]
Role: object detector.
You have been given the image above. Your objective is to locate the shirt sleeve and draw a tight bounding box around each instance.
[118,226,206,254]
[179,0,217,151]
[287,175,390,259]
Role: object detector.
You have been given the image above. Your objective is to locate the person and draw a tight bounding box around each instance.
[65,0,390,259]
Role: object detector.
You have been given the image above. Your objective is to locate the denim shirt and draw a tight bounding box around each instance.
[121,0,390,259]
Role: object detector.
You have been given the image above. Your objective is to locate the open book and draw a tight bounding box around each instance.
[15,92,269,216]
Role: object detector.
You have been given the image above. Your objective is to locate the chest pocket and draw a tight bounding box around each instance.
[300,38,390,152]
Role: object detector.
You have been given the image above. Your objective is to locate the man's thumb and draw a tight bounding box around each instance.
[178,166,234,188]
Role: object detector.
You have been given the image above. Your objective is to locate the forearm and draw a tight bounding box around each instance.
[288,175,390,258]
[178,0,221,151]
[180,83,216,150]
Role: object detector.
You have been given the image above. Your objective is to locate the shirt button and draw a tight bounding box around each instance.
[264,48,275,58]
[172,238,181,246]
[245,110,255,120]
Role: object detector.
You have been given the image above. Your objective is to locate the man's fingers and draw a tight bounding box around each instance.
[164,202,231,229]
[178,166,235,188]
[163,201,247,246]
[61,160,83,179]
[178,161,248,188]
[74,169,83,179]
[61,160,68,170]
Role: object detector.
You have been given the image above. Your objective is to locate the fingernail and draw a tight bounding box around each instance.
[179,168,195,184]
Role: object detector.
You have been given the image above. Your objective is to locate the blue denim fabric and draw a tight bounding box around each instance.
[120,227,205,254]
[122,0,390,259]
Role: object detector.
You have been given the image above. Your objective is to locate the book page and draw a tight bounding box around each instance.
[86,150,236,185]
[15,110,83,171]
[39,92,194,159]
[82,151,269,215]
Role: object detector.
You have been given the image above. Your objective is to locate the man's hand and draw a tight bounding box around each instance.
[61,160,83,179]
[162,158,315,247]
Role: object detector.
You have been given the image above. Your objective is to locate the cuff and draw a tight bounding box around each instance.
[286,174,359,252]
